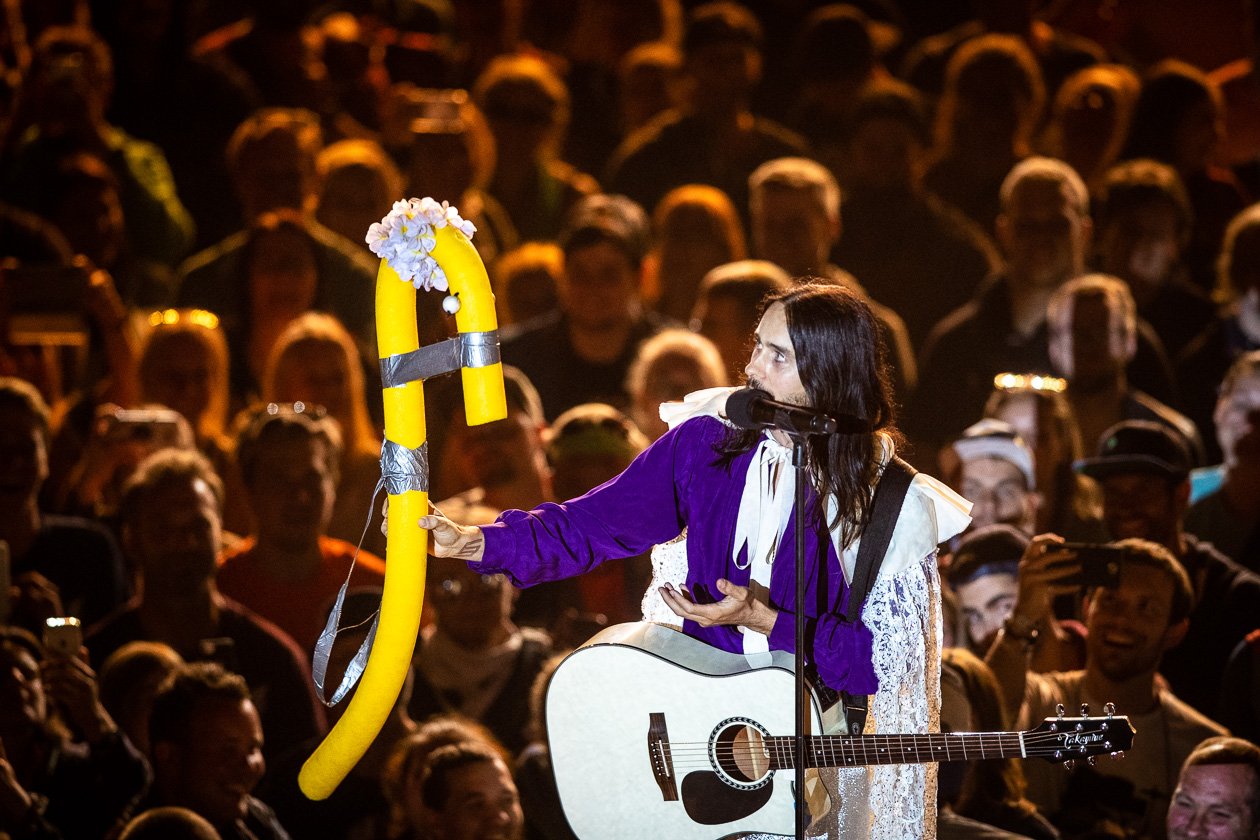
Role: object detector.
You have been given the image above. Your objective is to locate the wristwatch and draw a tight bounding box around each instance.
[1003,613,1042,646]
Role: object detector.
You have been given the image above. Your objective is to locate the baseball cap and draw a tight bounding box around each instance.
[557,194,650,267]
[952,418,1036,489]
[1076,420,1193,481]
[948,524,1029,587]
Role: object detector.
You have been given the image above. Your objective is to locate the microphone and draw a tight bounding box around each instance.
[724,388,868,436]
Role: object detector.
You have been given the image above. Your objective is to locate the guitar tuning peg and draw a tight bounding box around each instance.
[1087,756,1096,767]
[1056,704,1065,719]
[1063,759,1076,771]
[1104,702,1116,717]
[1110,751,1125,760]
[1079,703,1090,717]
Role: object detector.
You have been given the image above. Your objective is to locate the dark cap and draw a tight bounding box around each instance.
[948,524,1029,587]
[683,2,763,55]
[557,194,650,267]
[1076,420,1193,481]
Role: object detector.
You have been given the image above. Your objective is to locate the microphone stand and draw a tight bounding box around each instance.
[790,431,809,840]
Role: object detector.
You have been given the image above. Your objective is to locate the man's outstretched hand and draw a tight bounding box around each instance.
[379,498,487,563]
[660,578,778,635]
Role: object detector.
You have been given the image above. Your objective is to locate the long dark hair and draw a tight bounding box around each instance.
[715,281,900,546]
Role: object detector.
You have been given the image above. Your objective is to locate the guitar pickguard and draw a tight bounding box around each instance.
[681,771,774,825]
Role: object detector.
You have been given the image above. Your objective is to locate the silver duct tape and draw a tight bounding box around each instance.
[379,331,501,388]
[380,439,428,495]
[311,585,379,706]
[460,329,501,368]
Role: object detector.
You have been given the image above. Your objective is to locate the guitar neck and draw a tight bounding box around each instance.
[765,732,1028,769]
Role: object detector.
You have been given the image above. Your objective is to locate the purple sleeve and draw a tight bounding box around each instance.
[768,608,879,695]
[477,419,710,587]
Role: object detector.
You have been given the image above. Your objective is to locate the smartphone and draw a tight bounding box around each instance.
[1060,542,1126,588]
[0,540,10,625]
[104,407,186,450]
[42,616,83,658]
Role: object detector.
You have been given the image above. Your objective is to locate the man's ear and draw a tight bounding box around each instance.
[1161,616,1190,652]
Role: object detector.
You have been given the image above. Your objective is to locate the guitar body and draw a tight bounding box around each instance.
[545,622,836,840]
[546,623,1136,840]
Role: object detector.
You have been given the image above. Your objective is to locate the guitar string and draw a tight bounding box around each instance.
[660,735,1121,769]
[658,731,1124,764]
[661,731,1119,751]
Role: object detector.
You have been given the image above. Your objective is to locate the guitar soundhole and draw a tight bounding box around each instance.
[710,718,772,790]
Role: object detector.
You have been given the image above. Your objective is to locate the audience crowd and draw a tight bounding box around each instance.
[2,1,1259,838]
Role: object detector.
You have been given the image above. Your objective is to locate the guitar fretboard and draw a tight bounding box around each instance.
[764,732,1029,769]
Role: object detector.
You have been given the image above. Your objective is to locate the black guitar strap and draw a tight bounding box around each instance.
[838,456,917,734]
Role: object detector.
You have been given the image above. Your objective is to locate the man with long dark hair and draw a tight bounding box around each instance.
[417,282,971,837]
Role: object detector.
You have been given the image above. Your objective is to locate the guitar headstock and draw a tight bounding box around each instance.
[1025,704,1135,764]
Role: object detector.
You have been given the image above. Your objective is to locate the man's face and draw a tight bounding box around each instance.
[248,229,319,320]
[430,560,514,649]
[959,457,1036,533]
[0,644,46,732]
[745,302,807,406]
[235,133,317,218]
[1100,202,1181,294]
[635,352,720,440]
[683,42,757,115]
[430,757,524,840]
[1099,473,1183,547]
[561,241,640,332]
[272,342,351,422]
[695,295,757,382]
[845,117,922,193]
[246,435,336,551]
[956,572,1020,650]
[998,179,1090,291]
[160,698,266,827]
[1167,763,1260,840]
[991,394,1063,495]
[128,477,221,594]
[453,408,546,491]
[753,187,834,277]
[1085,565,1179,682]
[1215,373,1260,468]
[0,406,48,504]
[142,334,215,430]
[1055,292,1123,386]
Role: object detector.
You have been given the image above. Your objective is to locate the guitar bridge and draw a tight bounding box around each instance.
[647,712,678,802]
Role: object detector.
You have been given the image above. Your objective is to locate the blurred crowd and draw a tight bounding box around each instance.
[2,0,1260,838]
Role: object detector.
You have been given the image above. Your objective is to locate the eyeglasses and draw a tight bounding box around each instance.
[433,573,506,598]
[993,373,1067,393]
[240,400,330,438]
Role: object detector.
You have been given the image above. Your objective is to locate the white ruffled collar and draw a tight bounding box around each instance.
[658,388,972,577]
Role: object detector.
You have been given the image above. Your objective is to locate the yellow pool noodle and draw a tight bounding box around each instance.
[298,224,504,799]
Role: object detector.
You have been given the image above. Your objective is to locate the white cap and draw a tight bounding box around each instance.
[952,418,1036,490]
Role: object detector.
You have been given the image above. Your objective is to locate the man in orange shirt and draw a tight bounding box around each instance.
[217,405,385,652]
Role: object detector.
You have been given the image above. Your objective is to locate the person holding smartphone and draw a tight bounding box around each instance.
[1077,420,1260,721]
[987,535,1227,838]
[0,626,148,838]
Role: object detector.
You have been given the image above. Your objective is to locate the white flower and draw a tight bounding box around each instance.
[365,197,477,291]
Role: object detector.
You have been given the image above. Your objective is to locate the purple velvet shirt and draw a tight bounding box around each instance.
[478,416,878,694]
